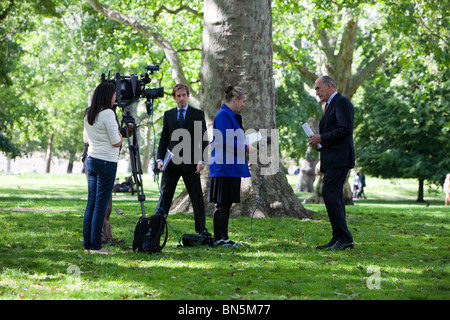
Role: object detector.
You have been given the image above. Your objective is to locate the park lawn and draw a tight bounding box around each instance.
[286,174,445,201]
[0,173,448,301]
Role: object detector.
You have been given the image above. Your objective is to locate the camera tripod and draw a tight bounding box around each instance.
[120,105,148,218]
[101,67,162,221]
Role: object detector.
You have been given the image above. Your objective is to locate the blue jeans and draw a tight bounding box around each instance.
[83,157,117,250]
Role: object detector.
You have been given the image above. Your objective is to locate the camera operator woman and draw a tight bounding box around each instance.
[209,86,255,246]
[83,82,122,254]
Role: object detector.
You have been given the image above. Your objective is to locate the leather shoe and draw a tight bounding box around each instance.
[327,241,354,251]
[315,240,336,249]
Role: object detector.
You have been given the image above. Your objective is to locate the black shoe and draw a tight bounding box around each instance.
[315,240,336,249]
[327,241,354,251]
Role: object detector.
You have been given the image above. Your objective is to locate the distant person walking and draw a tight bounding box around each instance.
[352,173,359,199]
[444,173,450,206]
[357,171,366,199]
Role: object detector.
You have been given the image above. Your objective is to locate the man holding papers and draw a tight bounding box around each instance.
[309,76,355,251]
[155,84,210,237]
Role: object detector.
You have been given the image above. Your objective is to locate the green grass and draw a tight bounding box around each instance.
[286,174,444,201]
[0,173,449,300]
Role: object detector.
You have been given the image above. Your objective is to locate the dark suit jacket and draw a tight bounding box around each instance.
[319,92,355,173]
[157,105,208,172]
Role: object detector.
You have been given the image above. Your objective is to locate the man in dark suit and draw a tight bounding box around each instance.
[309,76,355,250]
[155,84,210,236]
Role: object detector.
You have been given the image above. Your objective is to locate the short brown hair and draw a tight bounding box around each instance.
[172,83,190,97]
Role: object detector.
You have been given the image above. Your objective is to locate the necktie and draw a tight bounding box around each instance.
[178,108,185,128]
[323,103,328,115]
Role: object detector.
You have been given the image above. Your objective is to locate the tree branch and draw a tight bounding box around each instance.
[336,16,358,69]
[152,4,203,21]
[0,0,14,22]
[313,18,336,66]
[350,51,387,98]
[412,0,450,47]
[273,44,318,85]
[85,0,200,107]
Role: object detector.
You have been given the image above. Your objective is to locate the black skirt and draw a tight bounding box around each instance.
[209,177,241,204]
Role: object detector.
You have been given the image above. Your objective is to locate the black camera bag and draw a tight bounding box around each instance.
[182,233,213,247]
[133,214,168,253]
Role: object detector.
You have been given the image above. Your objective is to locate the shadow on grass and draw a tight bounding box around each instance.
[0,195,449,300]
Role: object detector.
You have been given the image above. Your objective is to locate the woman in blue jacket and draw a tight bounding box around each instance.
[209,86,252,246]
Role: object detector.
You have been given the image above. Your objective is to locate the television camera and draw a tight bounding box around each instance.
[101,65,164,115]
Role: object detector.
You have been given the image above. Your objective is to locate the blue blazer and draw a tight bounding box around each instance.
[209,104,251,178]
[319,93,355,172]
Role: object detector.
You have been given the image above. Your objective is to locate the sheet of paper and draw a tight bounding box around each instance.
[245,132,262,146]
[162,149,173,171]
[302,123,322,149]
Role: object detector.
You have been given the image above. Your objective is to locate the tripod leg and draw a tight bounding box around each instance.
[122,117,147,218]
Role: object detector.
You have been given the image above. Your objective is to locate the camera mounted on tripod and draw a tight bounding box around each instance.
[99,66,164,216]
[101,65,164,116]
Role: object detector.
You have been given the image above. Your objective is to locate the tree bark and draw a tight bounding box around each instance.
[304,163,324,204]
[172,0,314,219]
[45,133,54,173]
[295,151,318,193]
[305,163,353,205]
[295,118,319,192]
[416,178,425,202]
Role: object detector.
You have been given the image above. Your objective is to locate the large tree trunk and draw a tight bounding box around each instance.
[304,163,324,204]
[172,0,313,219]
[295,152,318,193]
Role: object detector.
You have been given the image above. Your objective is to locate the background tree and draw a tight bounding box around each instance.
[273,0,389,203]
[355,0,450,201]
[19,12,87,173]
[275,69,320,192]
[0,0,63,159]
[356,62,450,201]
